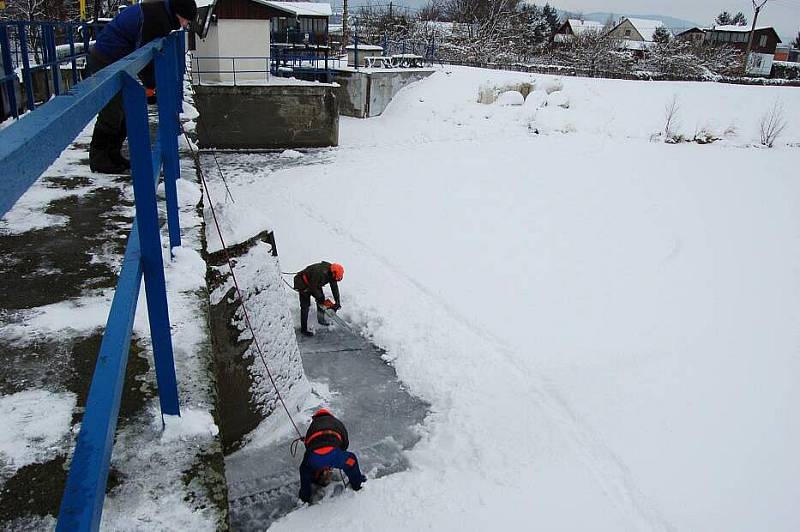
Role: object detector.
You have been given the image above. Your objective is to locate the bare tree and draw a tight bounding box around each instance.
[759,100,787,147]
[663,95,681,142]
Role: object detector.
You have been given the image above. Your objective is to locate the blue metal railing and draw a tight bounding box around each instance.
[0,30,187,532]
[0,21,100,119]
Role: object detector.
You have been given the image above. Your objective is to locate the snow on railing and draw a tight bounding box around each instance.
[0,31,187,532]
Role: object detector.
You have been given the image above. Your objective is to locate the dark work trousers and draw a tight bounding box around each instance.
[87,51,127,155]
[298,291,326,331]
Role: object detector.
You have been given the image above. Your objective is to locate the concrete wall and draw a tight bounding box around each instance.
[194,19,270,84]
[333,69,434,118]
[194,84,339,149]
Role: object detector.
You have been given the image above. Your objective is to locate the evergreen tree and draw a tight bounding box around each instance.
[731,11,748,26]
[715,11,732,25]
[541,3,559,36]
[653,25,671,44]
[792,30,800,49]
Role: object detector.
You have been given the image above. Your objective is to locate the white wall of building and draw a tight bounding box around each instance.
[193,19,271,84]
[747,52,774,76]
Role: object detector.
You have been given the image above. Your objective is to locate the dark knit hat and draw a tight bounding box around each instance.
[172,0,197,21]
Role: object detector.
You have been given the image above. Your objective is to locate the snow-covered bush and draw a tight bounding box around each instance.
[523,90,548,109]
[495,90,525,106]
[772,61,800,80]
[536,77,563,94]
[546,91,570,109]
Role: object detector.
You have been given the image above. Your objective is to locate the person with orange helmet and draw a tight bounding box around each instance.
[293,261,344,336]
[298,408,366,503]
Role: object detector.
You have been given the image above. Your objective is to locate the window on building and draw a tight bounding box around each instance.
[759,34,767,47]
[624,29,631,36]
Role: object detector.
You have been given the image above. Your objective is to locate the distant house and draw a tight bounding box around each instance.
[267,1,332,45]
[553,19,605,43]
[676,27,704,44]
[606,17,667,56]
[607,17,666,42]
[675,25,781,75]
[774,44,790,62]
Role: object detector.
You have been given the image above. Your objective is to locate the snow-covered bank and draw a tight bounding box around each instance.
[199,66,800,531]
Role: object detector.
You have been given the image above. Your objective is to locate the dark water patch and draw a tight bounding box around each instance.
[0,186,132,309]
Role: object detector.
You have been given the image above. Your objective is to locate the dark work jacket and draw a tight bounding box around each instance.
[293,262,340,305]
[92,1,179,88]
[304,412,349,452]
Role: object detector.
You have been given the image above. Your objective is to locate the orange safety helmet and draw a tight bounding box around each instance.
[330,263,344,282]
[312,408,332,418]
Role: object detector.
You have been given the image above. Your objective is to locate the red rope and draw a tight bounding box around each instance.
[193,143,304,441]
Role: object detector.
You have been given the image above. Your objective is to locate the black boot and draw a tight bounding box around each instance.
[300,305,313,336]
[90,136,127,174]
[108,130,130,170]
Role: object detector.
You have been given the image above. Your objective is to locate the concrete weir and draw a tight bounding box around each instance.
[193,83,339,149]
[333,68,435,118]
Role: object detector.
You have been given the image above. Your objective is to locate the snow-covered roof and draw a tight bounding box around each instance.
[707,25,771,33]
[624,17,666,41]
[254,1,333,17]
[567,19,604,35]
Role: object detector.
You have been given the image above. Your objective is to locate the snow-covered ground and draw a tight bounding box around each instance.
[201,66,800,531]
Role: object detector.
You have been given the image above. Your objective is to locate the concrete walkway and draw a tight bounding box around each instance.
[226,316,429,530]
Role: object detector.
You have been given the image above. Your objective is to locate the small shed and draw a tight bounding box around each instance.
[191,0,332,83]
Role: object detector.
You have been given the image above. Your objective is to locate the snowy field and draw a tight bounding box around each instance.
[205,67,800,531]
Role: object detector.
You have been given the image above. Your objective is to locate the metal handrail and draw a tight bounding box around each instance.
[0,30,187,532]
[0,21,100,117]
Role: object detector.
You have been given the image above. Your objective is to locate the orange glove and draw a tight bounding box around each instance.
[322,299,335,309]
[145,87,156,97]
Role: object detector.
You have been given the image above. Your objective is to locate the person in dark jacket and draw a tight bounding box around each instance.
[87,0,197,173]
[293,261,344,336]
[299,408,366,503]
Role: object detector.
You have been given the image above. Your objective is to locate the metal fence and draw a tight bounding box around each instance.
[0,20,101,118]
[192,50,333,84]
[0,30,187,532]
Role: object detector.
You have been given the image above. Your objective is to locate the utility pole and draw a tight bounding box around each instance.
[743,0,769,75]
[342,0,349,48]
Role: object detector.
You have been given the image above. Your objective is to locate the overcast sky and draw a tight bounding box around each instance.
[554,0,799,41]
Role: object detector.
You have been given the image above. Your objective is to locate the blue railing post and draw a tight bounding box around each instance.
[121,73,181,417]
[18,23,35,111]
[155,36,182,250]
[175,30,184,113]
[46,24,61,96]
[68,25,78,86]
[0,24,19,119]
